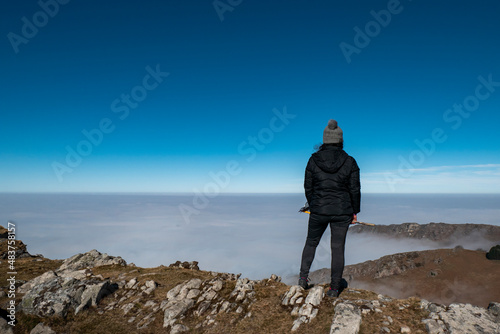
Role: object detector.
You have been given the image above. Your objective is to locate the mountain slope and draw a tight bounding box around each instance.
[307,247,500,307]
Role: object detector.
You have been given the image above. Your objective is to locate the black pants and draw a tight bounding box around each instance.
[299,213,350,289]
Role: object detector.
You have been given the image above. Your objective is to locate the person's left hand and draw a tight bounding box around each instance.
[352,214,358,224]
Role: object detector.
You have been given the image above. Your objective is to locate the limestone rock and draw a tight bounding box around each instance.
[19,272,117,318]
[422,319,446,334]
[290,286,325,332]
[170,324,189,334]
[163,299,195,328]
[268,273,282,282]
[185,278,202,289]
[195,300,211,316]
[143,280,158,295]
[162,278,205,329]
[18,271,58,295]
[488,302,500,322]
[126,278,138,289]
[30,323,56,334]
[0,317,14,334]
[211,280,224,292]
[282,285,305,306]
[330,302,362,334]
[75,281,117,314]
[58,249,126,272]
[305,285,324,307]
[291,316,308,332]
[439,303,499,333]
[421,302,500,334]
[169,260,200,270]
[229,278,256,303]
[18,251,123,317]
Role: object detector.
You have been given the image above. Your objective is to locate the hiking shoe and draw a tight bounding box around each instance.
[326,287,339,298]
[327,278,348,297]
[298,277,313,290]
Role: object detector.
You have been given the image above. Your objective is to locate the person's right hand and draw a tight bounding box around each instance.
[352,214,358,224]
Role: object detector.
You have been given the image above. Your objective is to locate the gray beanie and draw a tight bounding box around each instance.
[323,119,343,144]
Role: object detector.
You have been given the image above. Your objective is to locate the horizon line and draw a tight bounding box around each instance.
[1,191,500,195]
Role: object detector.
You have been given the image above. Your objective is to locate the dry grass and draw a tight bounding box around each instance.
[358,297,428,334]
[0,256,63,284]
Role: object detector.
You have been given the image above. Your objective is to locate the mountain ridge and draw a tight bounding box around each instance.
[348,222,500,243]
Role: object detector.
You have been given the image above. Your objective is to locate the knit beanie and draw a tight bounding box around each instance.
[323,119,343,144]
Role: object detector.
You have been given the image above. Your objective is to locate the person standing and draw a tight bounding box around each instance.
[298,119,361,297]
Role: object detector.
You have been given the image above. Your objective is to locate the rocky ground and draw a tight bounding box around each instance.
[1,226,500,333]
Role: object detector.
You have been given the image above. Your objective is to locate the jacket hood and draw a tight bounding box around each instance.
[311,146,349,173]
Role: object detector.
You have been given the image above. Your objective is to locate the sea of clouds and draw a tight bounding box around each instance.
[1,193,499,281]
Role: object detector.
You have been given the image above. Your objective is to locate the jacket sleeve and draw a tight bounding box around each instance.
[348,158,361,214]
[304,157,314,204]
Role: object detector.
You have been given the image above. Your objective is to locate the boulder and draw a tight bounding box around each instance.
[19,272,118,317]
[304,285,324,307]
[18,249,125,318]
[329,302,362,334]
[486,245,500,260]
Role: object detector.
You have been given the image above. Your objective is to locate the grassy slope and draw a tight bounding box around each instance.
[349,248,500,308]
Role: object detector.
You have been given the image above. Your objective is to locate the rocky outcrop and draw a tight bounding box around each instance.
[345,251,424,280]
[349,222,500,243]
[283,288,499,334]
[18,249,125,317]
[0,225,33,259]
[420,300,500,334]
[282,285,325,331]
[168,260,200,270]
[102,276,161,329]
[98,272,272,332]
[161,276,260,331]
[19,270,117,317]
[58,249,126,273]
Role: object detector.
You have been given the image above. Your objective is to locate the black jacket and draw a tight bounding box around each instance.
[304,145,360,216]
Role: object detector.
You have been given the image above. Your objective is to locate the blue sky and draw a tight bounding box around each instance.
[1,0,500,193]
